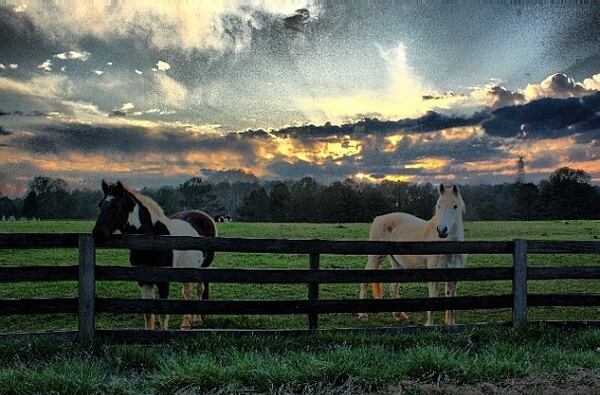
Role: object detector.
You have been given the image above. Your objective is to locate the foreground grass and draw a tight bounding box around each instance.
[1,220,600,332]
[0,324,599,394]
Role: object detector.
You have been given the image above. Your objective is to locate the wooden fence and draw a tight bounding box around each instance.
[1,233,600,342]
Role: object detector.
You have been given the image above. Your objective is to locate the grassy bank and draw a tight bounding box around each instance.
[0,324,599,394]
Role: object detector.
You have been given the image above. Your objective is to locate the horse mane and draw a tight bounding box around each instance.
[124,186,168,224]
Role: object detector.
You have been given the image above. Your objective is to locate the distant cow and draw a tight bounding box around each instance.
[213,214,233,223]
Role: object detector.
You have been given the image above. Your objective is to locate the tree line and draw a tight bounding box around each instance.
[1,167,599,222]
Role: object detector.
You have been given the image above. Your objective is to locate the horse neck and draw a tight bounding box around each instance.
[122,192,165,234]
[452,215,465,241]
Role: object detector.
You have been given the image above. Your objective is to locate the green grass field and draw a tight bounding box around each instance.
[1,220,599,394]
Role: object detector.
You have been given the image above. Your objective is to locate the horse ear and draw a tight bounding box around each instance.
[452,184,460,195]
[101,180,109,194]
[114,181,125,197]
[438,183,445,195]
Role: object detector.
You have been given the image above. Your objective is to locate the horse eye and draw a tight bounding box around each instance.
[453,204,458,209]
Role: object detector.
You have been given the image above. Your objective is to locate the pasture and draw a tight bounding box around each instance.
[1,220,600,394]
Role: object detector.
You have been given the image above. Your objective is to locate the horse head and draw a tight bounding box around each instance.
[434,184,465,239]
[92,180,135,242]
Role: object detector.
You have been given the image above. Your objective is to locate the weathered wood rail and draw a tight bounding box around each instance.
[1,233,600,342]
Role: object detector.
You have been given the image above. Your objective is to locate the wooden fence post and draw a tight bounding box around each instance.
[308,253,320,329]
[512,239,528,327]
[78,234,96,342]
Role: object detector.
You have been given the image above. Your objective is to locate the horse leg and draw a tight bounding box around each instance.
[192,282,204,326]
[444,281,457,326]
[140,283,156,330]
[425,282,439,326]
[389,256,409,322]
[391,282,410,322]
[358,254,385,321]
[157,282,170,330]
[181,282,193,329]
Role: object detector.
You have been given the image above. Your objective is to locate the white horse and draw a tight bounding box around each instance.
[358,184,467,326]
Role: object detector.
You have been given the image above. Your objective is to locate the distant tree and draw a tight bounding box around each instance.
[289,177,321,222]
[357,183,389,221]
[213,181,261,219]
[268,181,291,222]
[178,177,223,213]
[21,191,38,218]
[540,167,599,219]
[318,179,362,222]
[0,196,17,218]
[238,187,270,221]
[69,189,103,219]
[21,176,72,219]
[549,167,591,184]
[510,182,540,220]
[143,186,180,216]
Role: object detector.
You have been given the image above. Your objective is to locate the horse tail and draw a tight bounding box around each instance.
[372,282,383,299]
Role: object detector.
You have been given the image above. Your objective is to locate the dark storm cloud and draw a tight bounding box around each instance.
[273,111,488,140]
[574,130,600,146]
[0,110,49,117]
[422,92,460,101]
[395,135,504,163]
[482,92,600,139]
[12,122,261,161]
[0,8,63,68]
[283,8,312,32]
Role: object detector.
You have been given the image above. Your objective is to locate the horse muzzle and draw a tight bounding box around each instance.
[92,227,110,243]
[437,226,449,239]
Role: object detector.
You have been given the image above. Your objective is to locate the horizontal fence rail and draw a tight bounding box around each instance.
[1,233,514,254]
[3,265,600,284]
[96,295,515,315]
[0,233,599,342]
[0,266,78,282]
[95,266,515,283]
[0,298,79,315]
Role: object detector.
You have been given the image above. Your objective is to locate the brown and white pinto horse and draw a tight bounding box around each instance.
[92,181,217,330]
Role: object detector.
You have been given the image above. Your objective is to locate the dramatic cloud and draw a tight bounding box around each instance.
[471,85,526,109]
[54,51,90,61]
[37,59,52,72]
[273,112,487,140]
[524,73,595,100]
[17,1,315,51]
[482,92,600,139]
[155,60,171,71]
[296,42,460,123]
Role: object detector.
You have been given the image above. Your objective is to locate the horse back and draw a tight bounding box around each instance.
[169,210,217,267]
[370,212,428,241]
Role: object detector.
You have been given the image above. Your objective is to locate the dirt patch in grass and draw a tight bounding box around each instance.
[384,371,600,395]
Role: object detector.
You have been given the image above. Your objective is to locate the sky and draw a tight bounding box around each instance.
[1,0,600,196]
